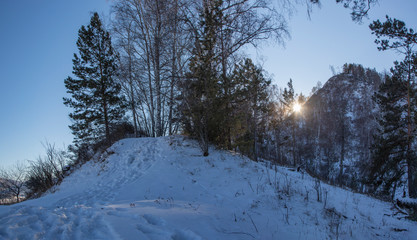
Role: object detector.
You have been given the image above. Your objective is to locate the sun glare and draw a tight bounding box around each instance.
[293,103,302,113]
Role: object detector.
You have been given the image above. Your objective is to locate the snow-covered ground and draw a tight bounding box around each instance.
[0,136,416,239]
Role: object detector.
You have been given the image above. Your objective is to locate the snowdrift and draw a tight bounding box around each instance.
[0,136,416,239]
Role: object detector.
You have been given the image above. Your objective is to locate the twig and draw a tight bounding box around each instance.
[248,181,254,193]
[218,230,256,239]
[248,214,259,233]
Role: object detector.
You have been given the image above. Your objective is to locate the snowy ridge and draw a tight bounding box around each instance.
[0,136,416,239]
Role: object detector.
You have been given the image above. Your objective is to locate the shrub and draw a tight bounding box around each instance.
[25,143,69,198]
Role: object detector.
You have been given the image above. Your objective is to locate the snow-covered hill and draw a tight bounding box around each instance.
[0,137,416,239]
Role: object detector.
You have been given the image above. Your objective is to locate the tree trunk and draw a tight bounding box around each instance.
[154,0,163,137]
[253,109,258,162]
[339,120,345,186]
[292,118,296,166]
[128,42,138,137]
[130,84,138,137]
[168,56,176,136]
[220,22,232,149]
[103,98,110,143]
[168,0,178,136]
[406,59,416,198]
[145,40,155,137]
[407,150,417,198]
[99,60,110,143]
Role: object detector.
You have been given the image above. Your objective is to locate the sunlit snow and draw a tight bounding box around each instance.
[0,137,415,239]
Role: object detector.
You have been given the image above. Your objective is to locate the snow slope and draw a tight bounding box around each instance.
[0,136,416,239]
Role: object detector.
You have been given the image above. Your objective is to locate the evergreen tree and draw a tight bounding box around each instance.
[370,16,417,198]
[281,79,298,166]
[64,13,125,146]
[368,73,412,197]
[308,0,378,22]
[282,79,295,112]
[232,58,271,161]
[181,0,222,156]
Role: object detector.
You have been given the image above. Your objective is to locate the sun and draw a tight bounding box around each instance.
[293,103,302,113]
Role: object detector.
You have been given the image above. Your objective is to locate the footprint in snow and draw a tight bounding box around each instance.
[143,214,166,226]
[136,214,202,240]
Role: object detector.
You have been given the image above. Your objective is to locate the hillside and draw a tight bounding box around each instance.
[0,137,416,239]
[290,64,382,190]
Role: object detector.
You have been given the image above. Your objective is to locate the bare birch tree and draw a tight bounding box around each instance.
[112,0,190,137]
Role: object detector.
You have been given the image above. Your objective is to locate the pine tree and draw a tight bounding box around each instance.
[308,0,378,22]
[232,58,271,161]
[368,73,411,197]
[181,0,222,156]
[370,16,417,198]
[64,13,125,146]
[281,79,298,166]
[282,79,295,111]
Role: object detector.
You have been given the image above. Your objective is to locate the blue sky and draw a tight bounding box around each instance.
[0,0,110,168]
[254,0,417,95]
[0,0,416,169]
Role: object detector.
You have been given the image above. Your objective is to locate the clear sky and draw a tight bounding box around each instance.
[254,0,417,95]
[0,0,416,169]
[0,0,110,169]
